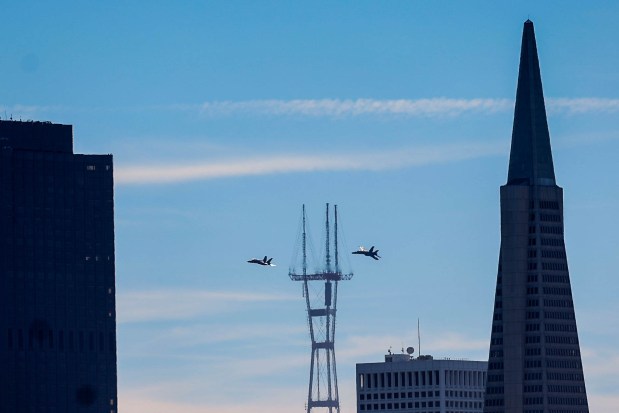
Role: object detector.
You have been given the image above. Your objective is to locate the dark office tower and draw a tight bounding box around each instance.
[0,120,117,412]
[484,21,589,413]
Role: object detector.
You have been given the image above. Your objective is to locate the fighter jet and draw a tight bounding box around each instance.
[247,256,276,266]
[352,246,380,260]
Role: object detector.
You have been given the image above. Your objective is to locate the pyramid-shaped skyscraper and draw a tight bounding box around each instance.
[484,21,589,413]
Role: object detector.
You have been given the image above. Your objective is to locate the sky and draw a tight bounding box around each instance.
[2,1,619,412]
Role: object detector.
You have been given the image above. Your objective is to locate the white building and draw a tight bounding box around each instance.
[356,353,487,413]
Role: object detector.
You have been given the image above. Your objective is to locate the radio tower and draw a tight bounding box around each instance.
[289,203,353,413]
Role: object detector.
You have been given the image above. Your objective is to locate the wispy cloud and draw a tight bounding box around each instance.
[191,98,513,118]
[3,97,619,120]
[158,323,305,347]
[115,141,506,185]
[183,97,619,117]
[117,289,296,323]
[547,98,619,115]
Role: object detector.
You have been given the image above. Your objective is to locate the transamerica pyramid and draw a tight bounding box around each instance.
[484,20,589,413]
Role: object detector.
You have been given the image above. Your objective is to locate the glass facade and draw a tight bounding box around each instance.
[0,120,117,412]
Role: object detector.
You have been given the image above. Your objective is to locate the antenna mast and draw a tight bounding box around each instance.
[418,318,421,358]
[334,205,339,273]
[325,203,331,272]
[303,204,307,276]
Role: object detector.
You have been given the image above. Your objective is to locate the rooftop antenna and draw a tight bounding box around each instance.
[417,318,421,358]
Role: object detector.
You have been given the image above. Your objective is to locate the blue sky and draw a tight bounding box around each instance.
[2,1,619,412]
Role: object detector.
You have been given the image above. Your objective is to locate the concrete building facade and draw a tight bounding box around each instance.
[483,21,589,413]
[357,353,488,413]
[0,120,117,412]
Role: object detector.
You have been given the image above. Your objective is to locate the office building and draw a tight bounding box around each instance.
[484,21,589,412]
[357,352,487,413]
[0,120,117,411]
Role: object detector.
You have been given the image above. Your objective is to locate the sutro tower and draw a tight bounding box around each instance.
[289,204,353,413]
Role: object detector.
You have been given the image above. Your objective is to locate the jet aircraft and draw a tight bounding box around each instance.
[352,246,380,260]
[247,256,276,266]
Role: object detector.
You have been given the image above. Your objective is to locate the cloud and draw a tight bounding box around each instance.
[120,389,308,413]
[147,322,306,348]
[115,141,506,185]
[117,289,296,323]
[188,97,619,118]
[119,355,359,413]
[192,98,514,118]
[588,393,619,413]
[120,379,360,413]
[118,327,613,413]
[580,346,619,380]
[3,97,619,120]
[547,98,619,115]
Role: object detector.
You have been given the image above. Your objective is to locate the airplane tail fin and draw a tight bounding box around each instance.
[263,255,268,262]
[369,246,374,252]
[267,258,273,264]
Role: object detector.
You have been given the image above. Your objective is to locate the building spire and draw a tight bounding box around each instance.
[506,20,556,186]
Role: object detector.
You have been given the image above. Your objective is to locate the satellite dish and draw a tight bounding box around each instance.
[406,346,415,355]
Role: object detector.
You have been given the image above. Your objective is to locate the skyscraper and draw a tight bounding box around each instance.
[0,120,117,412]
[484,21,588,413]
